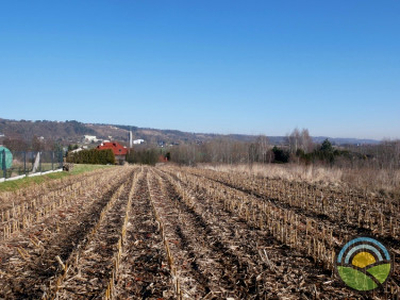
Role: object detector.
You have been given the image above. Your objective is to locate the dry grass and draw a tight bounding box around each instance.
[341,167,400,196]
[202,163,400,195]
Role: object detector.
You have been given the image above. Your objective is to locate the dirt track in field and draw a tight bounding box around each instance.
[0,165,398,299]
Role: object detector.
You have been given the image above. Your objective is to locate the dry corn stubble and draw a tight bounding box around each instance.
[1,164,399,299]
[161,165,400,298]
[0,166,134,299]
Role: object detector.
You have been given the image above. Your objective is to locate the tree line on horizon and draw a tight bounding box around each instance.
[1,128,399,170]
[166,128,400,170]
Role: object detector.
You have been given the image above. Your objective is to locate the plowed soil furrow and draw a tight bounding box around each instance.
[114,168,174,299]
[185,167,399,213]
[177,169,400,289]
[183,167,400,241]
[0,167,134,299]
[53,170,136,299]
[159,168,397,299]
[0,169,104,211]
[222,176,400,243]
[147,170,217,298]
[178,168,400,252]
[0,170,119,241]
[154,169,276,299]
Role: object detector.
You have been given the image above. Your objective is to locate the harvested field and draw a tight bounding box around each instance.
[0,165,398,299]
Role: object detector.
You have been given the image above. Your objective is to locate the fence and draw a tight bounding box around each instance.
[1,149,64,181]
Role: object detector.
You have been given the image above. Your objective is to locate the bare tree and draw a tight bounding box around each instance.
[287,128,313,154]
[32,135,44,152]
[299,129,314,153]
[2,137,28,151]
[287,128,301,153]
[255,135,271,163]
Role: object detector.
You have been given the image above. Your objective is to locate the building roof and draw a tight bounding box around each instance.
[97,142,128,156]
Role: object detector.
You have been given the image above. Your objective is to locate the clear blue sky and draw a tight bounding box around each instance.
[1,1,399,140]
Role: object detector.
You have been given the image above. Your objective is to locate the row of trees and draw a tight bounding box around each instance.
[167,130,400,170]
[3,128,399,170]
[167,129,310,165]
[169,137,278,165]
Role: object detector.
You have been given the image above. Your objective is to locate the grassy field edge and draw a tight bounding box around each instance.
[0,164,114,192]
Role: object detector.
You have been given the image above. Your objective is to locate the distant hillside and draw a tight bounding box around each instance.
[0,118,216,146]
[312,136,380,145]
[0,118,380,147]
[0,119,96,144]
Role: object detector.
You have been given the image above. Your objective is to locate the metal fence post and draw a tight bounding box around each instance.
[2,150,6,179]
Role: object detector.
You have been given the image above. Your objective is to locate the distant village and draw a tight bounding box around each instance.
[66,133,147,161]
[83,135,145,145]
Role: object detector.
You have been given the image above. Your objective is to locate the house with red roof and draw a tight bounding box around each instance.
[97,141,128,163]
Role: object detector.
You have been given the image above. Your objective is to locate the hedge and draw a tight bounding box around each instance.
[67,149,115,165]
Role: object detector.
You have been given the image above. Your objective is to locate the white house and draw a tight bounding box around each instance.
[70,146,88,153]
[133,139,145,145]
[84,135,99,143]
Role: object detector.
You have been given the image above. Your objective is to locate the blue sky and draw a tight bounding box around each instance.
[1,1,399,140]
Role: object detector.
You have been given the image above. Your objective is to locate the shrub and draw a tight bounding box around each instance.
[272,146,290,163]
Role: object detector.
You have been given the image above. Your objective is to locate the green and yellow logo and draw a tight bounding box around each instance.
[335,237,392,291]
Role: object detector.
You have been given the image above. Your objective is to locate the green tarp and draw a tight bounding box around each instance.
[0,146,13,169]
